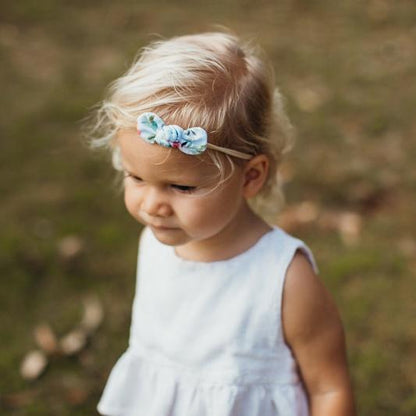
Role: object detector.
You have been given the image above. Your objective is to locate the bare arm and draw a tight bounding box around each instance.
[283,252,356,416]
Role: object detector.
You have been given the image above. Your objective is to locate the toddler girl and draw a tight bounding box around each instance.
[89,32,355,416]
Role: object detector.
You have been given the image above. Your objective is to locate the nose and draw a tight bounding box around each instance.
[141,186,172,218]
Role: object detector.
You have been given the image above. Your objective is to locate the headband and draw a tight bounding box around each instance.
[136,112,252,160]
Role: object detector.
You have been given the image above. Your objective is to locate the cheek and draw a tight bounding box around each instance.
[123,185,141,218]
[204,188,243,224]
[181,192,238,229]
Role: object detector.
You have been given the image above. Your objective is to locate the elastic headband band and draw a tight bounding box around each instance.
[136,112,252,160]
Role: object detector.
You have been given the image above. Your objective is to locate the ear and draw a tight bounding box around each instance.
[242,154,269,199]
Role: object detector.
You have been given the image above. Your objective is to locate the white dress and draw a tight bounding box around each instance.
[97,226,318,416]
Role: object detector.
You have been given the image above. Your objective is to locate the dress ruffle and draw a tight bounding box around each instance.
[97,350,309,416]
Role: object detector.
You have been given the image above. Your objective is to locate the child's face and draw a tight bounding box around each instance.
[118,129,250,251]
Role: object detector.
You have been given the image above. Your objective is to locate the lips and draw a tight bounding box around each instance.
[149,223,177,231]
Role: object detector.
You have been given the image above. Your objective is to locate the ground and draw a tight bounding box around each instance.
[0,1,415,415]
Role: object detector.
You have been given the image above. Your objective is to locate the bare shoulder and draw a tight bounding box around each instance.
[282,250,344,346]
[282,251,355,412]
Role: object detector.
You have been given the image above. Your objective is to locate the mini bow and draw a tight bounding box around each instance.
[137,112,208,156]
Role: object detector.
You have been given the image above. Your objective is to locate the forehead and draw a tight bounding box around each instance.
[117,129,217,180]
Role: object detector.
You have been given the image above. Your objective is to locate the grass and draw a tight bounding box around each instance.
[1,1,415,415]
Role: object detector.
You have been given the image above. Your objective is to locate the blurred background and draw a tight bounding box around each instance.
[1,0,415,415]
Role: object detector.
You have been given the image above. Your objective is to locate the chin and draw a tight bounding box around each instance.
[150,227,189,246]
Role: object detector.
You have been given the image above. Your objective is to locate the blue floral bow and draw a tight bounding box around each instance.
[136,112,208,156]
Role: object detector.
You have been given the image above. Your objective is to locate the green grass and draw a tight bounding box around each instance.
[1,1,415,415]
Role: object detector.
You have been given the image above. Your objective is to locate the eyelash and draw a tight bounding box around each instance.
[125,173,142,182]
[124,173,196,193]
[171,184,196,193]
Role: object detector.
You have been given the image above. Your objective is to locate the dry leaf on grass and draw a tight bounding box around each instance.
[60,328,88,356]
[20,350,48,381]
[279,204,363,246]
[58,235,84,261]
[21,295,104,380]
[33,323,58,355]
[338,212,363,246]
[291,82,331,113]
[278,201,320,231]
[80,296,104,333]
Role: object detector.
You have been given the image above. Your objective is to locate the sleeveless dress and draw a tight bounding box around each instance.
[97,226,318,416]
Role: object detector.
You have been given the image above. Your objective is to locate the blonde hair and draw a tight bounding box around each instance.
[86,31,294,219]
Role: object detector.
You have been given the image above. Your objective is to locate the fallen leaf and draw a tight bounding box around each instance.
[60,329,88,356]
[58,235,84,261]
[338,212,363,246]
[33,323,58,355]
[278,201,320,231]
[20,350,48,380]
[80,295,104,334]
[292,82,330,112]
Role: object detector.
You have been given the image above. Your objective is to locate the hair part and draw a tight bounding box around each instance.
[86,31,294,220]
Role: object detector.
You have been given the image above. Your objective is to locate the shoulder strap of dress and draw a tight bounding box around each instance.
[274,227,318,276]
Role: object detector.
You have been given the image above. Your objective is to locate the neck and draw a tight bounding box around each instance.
[175,204,272,262]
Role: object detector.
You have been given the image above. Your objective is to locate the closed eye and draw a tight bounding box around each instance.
[124,172,142,182]
[171,184,196,193]
[124,172,196,193]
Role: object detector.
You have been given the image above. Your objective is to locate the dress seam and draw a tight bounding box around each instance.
[125,347,300,387]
